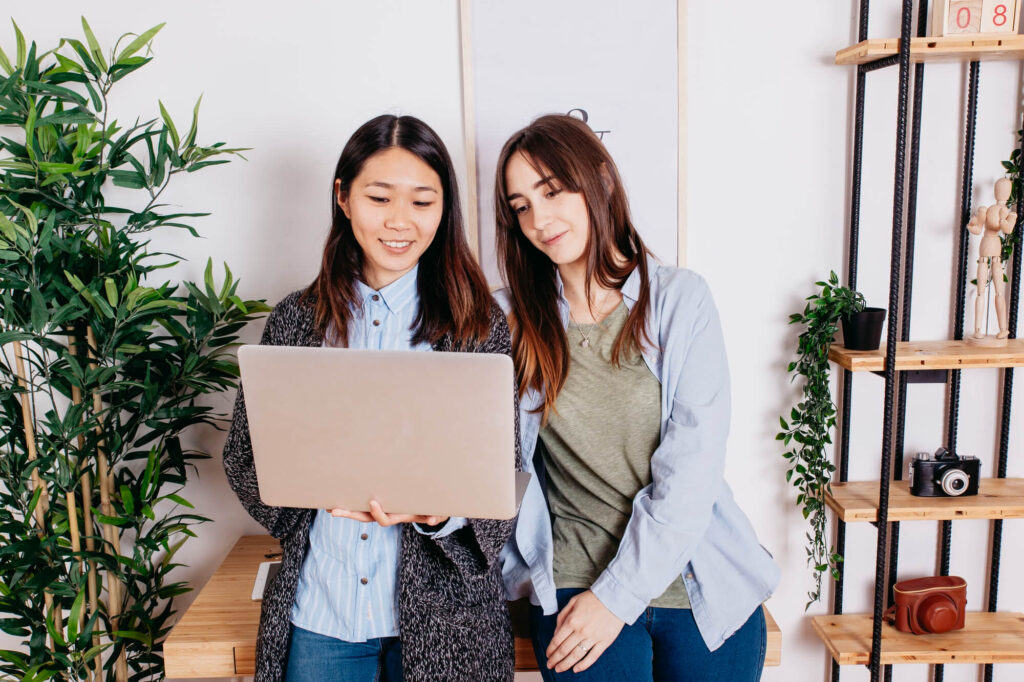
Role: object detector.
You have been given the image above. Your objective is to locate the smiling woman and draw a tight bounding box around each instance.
[494,115,778,682]
[222,114,520,682]
[308,115,493,350]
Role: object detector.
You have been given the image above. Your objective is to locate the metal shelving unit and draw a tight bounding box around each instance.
[822,2,1024,681]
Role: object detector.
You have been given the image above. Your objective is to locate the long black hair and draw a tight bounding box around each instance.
[304,114,491,347]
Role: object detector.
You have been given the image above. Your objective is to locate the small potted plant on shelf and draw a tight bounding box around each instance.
[778,271,883,608]
[842,303,886,351]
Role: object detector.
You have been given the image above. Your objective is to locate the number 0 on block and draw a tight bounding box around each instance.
[933,0,1021,35]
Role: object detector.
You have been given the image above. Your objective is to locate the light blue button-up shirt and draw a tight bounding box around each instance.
[498,258,780,651]
[290,265,465,642]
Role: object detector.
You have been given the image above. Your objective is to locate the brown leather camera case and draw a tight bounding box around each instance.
[885,576,967,635]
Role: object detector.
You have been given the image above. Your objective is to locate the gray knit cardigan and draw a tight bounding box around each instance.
[222,290,520,682]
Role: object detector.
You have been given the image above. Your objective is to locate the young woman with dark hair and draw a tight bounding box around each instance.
[224,114,518,682]
[495,114,779,682]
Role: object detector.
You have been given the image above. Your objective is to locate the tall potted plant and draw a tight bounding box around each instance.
[0,18,267,681]
[778,272,878,608]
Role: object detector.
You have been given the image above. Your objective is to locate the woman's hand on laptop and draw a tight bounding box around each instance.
[328,500,449,527]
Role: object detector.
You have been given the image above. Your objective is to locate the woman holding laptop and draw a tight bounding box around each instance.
[223,115,518,682]
[494,114,779,682]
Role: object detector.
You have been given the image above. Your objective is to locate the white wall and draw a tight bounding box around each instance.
[3,2,1024,681]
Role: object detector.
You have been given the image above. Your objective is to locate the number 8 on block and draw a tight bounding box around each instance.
[933,0,1020,35]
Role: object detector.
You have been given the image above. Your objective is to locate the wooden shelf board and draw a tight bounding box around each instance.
[826,478,1024,522]
[836,35,1024,65]
[812,612,1024,665]
[828,339,1024,372]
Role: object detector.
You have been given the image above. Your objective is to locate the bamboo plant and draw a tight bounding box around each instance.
[0,18,268,681]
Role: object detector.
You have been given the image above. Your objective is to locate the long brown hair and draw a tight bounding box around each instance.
[495,114,652,420]
[304,115,491,347]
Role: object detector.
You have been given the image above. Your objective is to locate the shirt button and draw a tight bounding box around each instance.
[685,572,694,580]
[360,577,368,585]
[372,294,380,301]
[360,533,368,540]
[372,319,381,326]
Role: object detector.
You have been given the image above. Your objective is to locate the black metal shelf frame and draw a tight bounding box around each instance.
[830,2,1024,682]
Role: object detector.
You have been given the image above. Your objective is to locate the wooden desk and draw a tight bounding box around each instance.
[164,536,781,677]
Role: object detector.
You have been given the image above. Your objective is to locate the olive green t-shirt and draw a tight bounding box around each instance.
[539,302,690,609]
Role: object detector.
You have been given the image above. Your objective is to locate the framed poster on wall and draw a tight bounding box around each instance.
[460,0,687,282]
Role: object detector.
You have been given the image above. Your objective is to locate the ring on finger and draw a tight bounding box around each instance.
[576,640,591,653]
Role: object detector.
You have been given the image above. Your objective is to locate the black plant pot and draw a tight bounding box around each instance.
[841,307,886,351]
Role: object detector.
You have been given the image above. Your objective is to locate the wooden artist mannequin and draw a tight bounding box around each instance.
[967,177,1015,343]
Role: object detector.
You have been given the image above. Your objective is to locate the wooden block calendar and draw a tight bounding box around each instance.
[933,0,1021,35]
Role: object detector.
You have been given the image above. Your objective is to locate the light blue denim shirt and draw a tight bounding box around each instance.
[498,258,779,651]
[291,265,467,642]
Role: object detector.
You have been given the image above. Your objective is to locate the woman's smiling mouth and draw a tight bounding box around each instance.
[381,239,413,252]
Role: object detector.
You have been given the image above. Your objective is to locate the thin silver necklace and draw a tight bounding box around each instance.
[568,288,613,348]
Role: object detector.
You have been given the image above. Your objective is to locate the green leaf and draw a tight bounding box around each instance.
[184,94,202,147]
[10,201,38,234]
[159,100,179,149]
[104,277,118,307]
[109,55,151,82]
[80,17,108,72]
[119,484,134,515]
[40,173,66,188]
[37,108,96,126]
[164,493,194,509]
[44,600,67,648]
[94,512,130,527]
[53,52,84,74]
[116,22,165,63]
[65,270,86,292]
[80,288,115,318]
[108,169,147,189]
[13,19,25,70]
[63,38,100,78]
[36,161,80,174]
[24,100,36,162]
[24,80,88,107]
[0,213,28,240]
[67,588,86,643]
[0,41,12,74]
[30,288,47,333]
[228,295,249,314]
[112,630,152,646]
[141,450,156,498]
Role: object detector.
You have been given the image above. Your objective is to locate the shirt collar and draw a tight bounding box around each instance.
[355,264,420,314]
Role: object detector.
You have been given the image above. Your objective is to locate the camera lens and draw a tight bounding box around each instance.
[940,469,969,497]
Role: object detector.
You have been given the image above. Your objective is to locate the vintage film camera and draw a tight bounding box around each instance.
[908,447,980,497]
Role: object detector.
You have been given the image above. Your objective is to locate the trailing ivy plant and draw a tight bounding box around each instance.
[777,271,865,609]
[0,17,267,681]
[999,127,1023,264]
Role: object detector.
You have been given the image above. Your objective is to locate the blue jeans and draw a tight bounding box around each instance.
[285,625,403,682]
[530,588,765,682]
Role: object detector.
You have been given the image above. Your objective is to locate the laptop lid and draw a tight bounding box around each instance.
[237,345,525,519]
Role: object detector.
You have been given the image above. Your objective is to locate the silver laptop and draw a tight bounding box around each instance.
[237,345,527,520]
